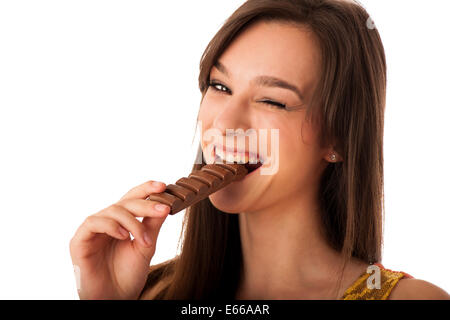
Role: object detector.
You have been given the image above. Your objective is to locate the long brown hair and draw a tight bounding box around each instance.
[139,0,386,300]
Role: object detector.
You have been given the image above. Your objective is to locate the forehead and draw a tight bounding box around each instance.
[212,21,321,92]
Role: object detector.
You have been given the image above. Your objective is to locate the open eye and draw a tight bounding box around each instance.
[207,80,287,109]
[208,81,229,93]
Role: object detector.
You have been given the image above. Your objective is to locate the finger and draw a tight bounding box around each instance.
[113,198,170,218]
[120,180,166,201]
[100,204,153,248]
[73,215,130,244]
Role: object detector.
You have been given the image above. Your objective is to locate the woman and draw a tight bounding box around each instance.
[69,0,450,300]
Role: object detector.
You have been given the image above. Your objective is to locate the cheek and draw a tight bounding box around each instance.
[277,119,322,182]
[198,100,210,123]
[198,101,218,164]
[198,95,221,129]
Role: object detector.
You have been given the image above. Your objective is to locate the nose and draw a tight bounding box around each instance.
[212,96,250,135]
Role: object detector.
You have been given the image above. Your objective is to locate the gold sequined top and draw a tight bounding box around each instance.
[341,263,414,300]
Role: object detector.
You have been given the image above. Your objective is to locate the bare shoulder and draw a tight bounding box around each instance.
[389,278,450,300]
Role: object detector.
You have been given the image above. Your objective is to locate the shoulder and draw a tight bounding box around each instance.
[138,258,177,300]
[341,263,450,300]
[389,278,450,300]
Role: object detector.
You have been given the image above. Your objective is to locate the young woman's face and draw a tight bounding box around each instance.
[198,21,329,214]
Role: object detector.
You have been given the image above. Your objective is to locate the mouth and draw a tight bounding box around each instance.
[213,146,264,174]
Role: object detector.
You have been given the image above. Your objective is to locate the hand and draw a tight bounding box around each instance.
[69,180,170,299]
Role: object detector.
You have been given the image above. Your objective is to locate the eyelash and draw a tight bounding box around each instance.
[207,80,287,109]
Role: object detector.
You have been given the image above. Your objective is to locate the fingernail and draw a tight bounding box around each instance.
[143,232,152,247]
[155,203,169,213]
[152,181,165,187]
[118,226,129,238]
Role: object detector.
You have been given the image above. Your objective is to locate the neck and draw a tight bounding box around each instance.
[235,187,367,300]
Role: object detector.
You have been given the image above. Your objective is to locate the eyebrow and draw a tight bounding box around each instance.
[213,60,304,102]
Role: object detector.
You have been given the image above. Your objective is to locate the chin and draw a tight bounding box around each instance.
[208,190,248,214]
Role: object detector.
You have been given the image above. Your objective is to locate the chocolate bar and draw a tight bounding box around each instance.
[147,163,248,215]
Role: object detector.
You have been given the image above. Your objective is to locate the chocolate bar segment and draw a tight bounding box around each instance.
[147,164,248,214]
[165,184,195,203]
[148,192,184,213]
[201,164,234,182]
[175,177,208,195]
[215,163,248,181]
[189,170,221,188]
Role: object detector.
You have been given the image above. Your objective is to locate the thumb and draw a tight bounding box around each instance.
[133,214,169,260]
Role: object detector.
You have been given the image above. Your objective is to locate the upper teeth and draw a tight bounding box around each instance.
[215,147,261,164]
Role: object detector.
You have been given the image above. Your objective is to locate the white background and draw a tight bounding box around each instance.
[0,0,448,299]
